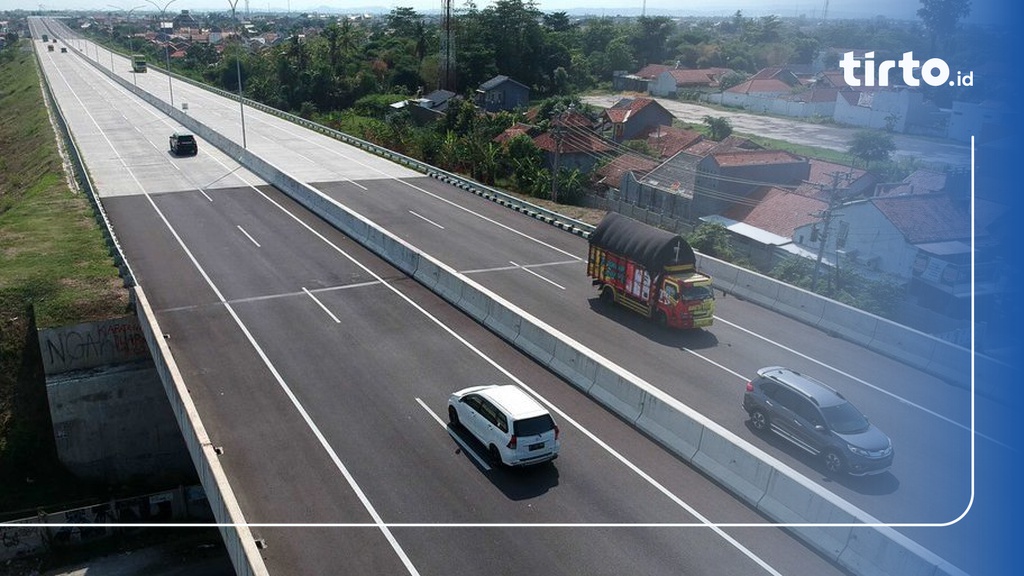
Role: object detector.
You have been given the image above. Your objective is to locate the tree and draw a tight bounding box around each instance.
[718,71,748,91]
[848,130,896,167]
[703,116,733,141]
[629,16,674,66]
[688,223,734,260]
[917,0,971,52]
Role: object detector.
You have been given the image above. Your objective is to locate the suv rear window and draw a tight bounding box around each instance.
[513,414,555,436]
[175,135,195,144]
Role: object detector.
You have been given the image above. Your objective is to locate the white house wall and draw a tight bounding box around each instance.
[650,73,677,96]
[705,92,835,118]
[832,90,925,132]
[793,201,917,281]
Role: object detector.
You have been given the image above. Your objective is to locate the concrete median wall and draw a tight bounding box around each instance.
[75,45,967,576]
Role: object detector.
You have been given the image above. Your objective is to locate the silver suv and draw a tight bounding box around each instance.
[743,367,893,476]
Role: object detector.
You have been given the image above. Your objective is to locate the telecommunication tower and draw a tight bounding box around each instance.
[440,0,456,92]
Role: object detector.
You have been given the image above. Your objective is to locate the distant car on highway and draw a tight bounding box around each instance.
[169,131,197,156]
[448,384,559,467]
[743,366,893,476]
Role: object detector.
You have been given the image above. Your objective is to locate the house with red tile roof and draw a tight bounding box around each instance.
[700,187,828,269]
[599,97,674,142]
[649,67,732,97]
[707,67,841,118]
[875,169,947,197]
[612,64,673,92]
[724,186,827,240]
[595,154,660,191]
[616,144,809,223]
[725,67,801,96]
[799,159,876,200]
[643,125,703,159]
[789,193,990,317]
[532,122,613,173]
[690,149,809,219]
[493,122,536,144]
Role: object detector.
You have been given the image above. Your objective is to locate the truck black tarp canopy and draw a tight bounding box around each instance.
[589,213,696,272]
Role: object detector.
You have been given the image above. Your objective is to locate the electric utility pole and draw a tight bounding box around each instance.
[810,171,851,292]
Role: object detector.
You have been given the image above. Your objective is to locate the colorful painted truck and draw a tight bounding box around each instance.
[587,213,715,329]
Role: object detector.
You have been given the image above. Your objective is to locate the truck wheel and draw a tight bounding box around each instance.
[655,311,668,327]
[600,287,614,305]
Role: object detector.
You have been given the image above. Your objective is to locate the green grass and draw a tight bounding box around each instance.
[0,40,131,514]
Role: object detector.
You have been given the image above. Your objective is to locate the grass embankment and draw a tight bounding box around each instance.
[0,42,130,516]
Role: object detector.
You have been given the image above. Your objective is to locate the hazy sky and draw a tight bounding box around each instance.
[0,0,1004,23]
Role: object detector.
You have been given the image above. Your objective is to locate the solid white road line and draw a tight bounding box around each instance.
[302,287,341,324]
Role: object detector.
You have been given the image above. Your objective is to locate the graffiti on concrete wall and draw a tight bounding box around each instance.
[0,485,210,562]
[38,315,150,375]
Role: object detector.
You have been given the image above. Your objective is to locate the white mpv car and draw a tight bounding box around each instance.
[448,384,560,467]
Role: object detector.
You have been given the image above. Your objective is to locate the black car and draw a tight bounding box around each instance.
[743,366,893,476]
[169,131,198,156]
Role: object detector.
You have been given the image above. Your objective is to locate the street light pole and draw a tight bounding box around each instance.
[108,4,145,82]
[228,0,247,148]
[145,0,177,108]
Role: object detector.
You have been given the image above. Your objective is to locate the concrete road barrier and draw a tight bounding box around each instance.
[870,321,937,372]
[483,301,524,345]
[757,470,857,561]
[838,525,961,576]
[817,300,879,347]
[691,425,773,507]
[432,268,467,309]
[459,283,493,323]
[732,269,782,311]
[513,321,559,367]
[634,392,703,461]
[775,284,827,326]
[588,367,646,423]
[383,238,419,276]
[412,258,441,292]
[549,339,601,393]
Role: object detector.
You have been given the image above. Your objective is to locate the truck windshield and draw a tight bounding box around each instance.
[680,286,713,301]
